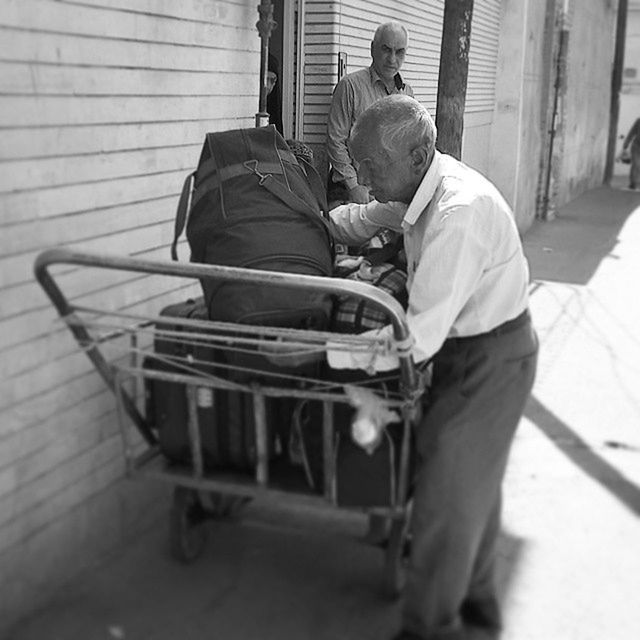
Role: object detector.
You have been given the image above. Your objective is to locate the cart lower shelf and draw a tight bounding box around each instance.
[138,451,409,597]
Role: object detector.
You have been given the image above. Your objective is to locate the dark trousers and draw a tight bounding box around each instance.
[403,312,538,639]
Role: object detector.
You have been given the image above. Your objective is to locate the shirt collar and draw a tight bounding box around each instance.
[369,65,405,92]
[402,151,443,228]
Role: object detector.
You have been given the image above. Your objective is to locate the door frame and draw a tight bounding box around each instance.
[278,0,304,139]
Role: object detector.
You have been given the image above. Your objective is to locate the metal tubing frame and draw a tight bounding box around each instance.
[34,247,422,511]
[34,248,418,384]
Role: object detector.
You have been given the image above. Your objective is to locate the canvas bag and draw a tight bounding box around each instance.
[172,126,334,331]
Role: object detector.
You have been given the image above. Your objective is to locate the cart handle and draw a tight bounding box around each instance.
[34,247,419,391]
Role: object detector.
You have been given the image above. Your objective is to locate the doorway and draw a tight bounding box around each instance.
[269,0,301,139]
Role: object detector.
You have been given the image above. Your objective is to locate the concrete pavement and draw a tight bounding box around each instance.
[6,182,640,640]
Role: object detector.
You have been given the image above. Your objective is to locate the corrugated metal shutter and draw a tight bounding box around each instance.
[302,1,444,147]
[0,0,260,616]
[466,0,501,114]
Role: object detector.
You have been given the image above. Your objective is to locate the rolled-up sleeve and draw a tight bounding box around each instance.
[328,201,406,245]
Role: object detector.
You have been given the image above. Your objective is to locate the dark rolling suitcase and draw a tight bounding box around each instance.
[143,298,281,472]
[294,397,404,507]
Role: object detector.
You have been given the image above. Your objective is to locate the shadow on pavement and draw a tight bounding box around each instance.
[524,394,640,517]
[523,186,640,286]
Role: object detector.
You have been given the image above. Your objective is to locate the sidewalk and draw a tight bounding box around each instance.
[503,182,640,639]
[6,184,640,640]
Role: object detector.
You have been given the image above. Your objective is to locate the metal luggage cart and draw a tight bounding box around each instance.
[34,248,427,596]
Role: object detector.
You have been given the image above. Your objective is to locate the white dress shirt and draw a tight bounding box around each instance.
[327,151,530,371]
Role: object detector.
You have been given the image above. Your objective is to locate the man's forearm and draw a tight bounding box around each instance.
[327,138,358,188]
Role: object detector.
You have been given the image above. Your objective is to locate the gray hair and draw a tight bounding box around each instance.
[350,95,437,160]
[372,21,408,46]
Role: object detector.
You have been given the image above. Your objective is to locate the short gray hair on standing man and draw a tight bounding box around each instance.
[372,20,408,46]
[349,94,437,162]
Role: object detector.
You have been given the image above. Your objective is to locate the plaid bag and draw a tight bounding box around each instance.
[332,262,408,333]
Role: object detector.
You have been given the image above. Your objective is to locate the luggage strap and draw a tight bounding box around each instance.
[255,169,335,250]
[171,153,334,261]
[297,156,329,214]
[171,170,196,261]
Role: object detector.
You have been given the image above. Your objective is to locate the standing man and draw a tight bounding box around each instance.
[326,21,413,207]
[328,95,538,639]
[620,116,640,190]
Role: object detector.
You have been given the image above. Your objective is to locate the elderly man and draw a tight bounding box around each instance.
[326,21,413,207]
[328,95,538,639]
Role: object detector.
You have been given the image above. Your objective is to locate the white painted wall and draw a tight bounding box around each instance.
[462,0,502,176]
[489,0,618,229]
[617,1,640,176]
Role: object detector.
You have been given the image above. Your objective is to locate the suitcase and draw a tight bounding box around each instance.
[292,368,409,507]
[143,298,284,472]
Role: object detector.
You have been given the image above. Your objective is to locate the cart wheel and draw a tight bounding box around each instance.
[169,486,208,563]
[382,517,409,598]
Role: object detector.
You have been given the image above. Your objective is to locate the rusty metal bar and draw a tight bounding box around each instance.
[322,400,335,500]
[252,391,269,485]
[186,384,204,478]
[395,411,413,508]
[34,248,418,389]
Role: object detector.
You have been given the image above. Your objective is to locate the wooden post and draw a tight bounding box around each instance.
[435,0,474,159]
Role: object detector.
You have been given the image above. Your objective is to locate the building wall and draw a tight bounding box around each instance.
[618,1,640,154]
[462,0,502,175]
[488,0,618,230]
[0,0,259,629]
[555,0,618,202]
[489,0,559,230]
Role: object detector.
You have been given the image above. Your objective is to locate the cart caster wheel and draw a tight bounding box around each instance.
[169,486,208,563]
[382,518,408,599]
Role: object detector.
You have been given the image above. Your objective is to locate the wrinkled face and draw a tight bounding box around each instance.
[353,144,415,204]
[371,27,407,82]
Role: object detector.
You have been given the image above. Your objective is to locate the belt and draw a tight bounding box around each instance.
[486,309,530,337]
[445,309,530,346]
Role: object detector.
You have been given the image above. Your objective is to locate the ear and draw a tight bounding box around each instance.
[409,145,431,173]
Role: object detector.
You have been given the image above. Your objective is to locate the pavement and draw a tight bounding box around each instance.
[5,179,640,640]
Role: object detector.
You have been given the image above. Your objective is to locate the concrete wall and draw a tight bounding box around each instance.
[554,1,618,203]
[488,0,618,231]
[488,0,552,231]
[0,0,259,630]
[462,0,502,177]
[618,2,640,151]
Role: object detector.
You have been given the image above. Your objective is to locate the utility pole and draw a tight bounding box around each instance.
[435,0,474,159]
[604,0,628,184]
